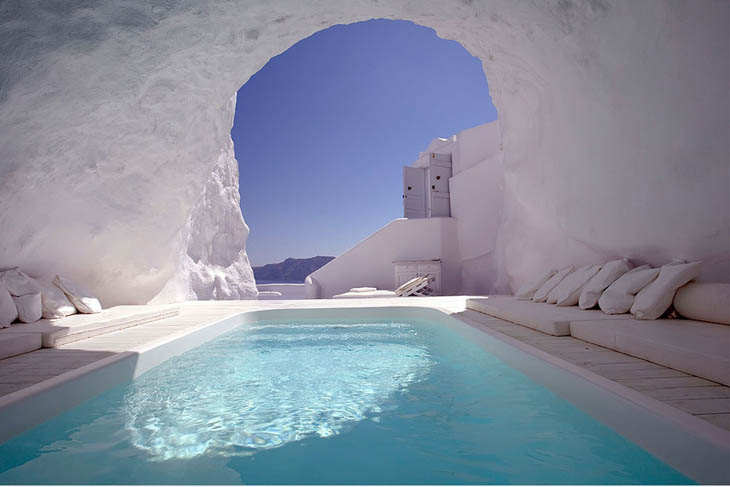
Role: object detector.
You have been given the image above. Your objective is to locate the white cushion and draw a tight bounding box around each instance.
[598,265,658,314]
[579,259,633,309]
[0,269,41,296]
[0,282,18,327]
[532,266,574,303]
[673,282,730,325]
[12,293,42,323]
[38,279,77,319]
[515,269,556,300]
[0,333,42,360]
[549,264,602,307]
[53,275,102,314]
[349,287,377,293]
[569,318,730,386]
[333,290,397,299]
[631,261,702,320]
[467,296,632,336]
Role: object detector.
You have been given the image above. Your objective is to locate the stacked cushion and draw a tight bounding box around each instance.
[0,268,107,327]
[547,264,602,306]
[579,259,633,309]
[515,269,556,300]
[631,261,702,320]
[533,266,574,303]
[511,260,725,329]
[598,265,658,314]
[0,269,101,324]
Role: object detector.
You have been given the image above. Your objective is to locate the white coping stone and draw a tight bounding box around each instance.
[0,333,41,360]
[0,298,726,484]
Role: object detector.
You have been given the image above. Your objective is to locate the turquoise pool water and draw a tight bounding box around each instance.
[0,318,691,484]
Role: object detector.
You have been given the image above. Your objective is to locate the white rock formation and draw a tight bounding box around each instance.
[0,1,727,305]
[150,95,257,303]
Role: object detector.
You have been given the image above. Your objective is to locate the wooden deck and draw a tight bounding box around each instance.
[458,309,730,431]
[0,298,727,435]
[0,304,241,397]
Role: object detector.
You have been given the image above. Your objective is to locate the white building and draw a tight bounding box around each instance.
[306,121,505,298]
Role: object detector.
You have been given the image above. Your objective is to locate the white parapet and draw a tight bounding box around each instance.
[306,218,460,299]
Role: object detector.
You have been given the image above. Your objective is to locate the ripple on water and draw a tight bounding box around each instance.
[123,321,433,461]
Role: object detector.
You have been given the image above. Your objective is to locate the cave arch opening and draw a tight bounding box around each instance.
[229,18,498,287]
[4,3,724,306]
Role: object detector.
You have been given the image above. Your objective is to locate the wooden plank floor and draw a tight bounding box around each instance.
[0,305,241,397]
[458,309,730,431]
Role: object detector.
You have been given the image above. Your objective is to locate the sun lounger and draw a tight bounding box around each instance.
[333,276,432,299]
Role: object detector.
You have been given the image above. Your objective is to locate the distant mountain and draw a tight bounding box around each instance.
[253,256,335,283]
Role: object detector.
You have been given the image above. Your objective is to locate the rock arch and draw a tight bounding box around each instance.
[0,1,727,305]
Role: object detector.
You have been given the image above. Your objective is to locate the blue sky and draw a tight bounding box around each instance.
[233,19,497,267]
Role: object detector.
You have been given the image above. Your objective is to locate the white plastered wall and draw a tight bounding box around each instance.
[0,1,727,305]
[308,218,461,299]
[449,123,506,294]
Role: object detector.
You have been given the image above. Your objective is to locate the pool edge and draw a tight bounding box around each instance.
[0,303,727,484]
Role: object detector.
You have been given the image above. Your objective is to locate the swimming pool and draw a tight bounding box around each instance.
[0,307,726,484]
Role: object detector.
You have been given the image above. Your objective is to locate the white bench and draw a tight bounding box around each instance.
[466,296,632,336]
[467,295,730,386]
[0,305,179,348]
[571,318,730,386]
[0,333,42,360]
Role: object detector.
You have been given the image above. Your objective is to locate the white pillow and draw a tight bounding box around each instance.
[549,264,602,307]
[12,293,42,323]
[53,275,102,314]
[38,279,77,319]
[579,259,633,309]
[350,287,377,293]
[532,266,574,303]
[598,265,657,314]
[546,267,578,304]
[0,282,18,327]
[515,269,556,300]
[673,282,730,325]
[0,269,41,296]
[631,261,702,320]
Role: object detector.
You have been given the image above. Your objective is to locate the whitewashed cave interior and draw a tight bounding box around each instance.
[0,1,727,306]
